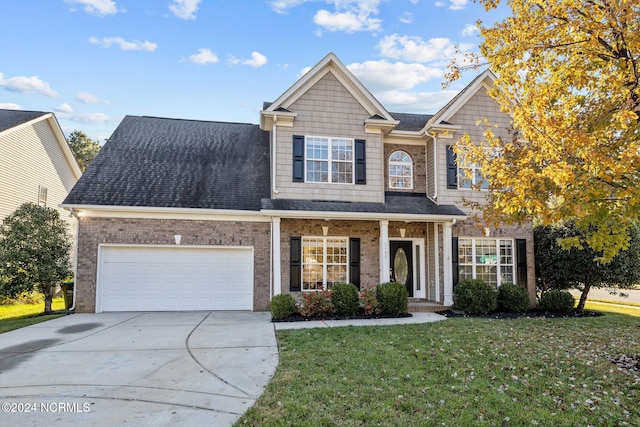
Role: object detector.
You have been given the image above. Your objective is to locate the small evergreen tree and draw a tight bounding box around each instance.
[0,203,72,313]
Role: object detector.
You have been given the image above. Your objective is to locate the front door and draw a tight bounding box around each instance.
[390,241,413,297]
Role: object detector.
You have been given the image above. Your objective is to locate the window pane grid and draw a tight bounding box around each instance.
[389,151,413,189]
[302,237,348,291]
[305,137,353,184]
[457,238,514,288]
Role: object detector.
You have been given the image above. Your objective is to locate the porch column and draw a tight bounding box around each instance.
[380,220,390,283]
[272,217,281,297]
[443,221,454,306]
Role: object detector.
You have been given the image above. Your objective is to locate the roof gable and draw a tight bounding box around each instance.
[0,109,82,179]
[429,69,497,126]
[261,53,397,129]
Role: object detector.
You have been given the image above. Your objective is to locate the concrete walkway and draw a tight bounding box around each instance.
[0,312,278,426]
[274,312,446,330]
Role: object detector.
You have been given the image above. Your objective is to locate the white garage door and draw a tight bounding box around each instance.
[97,245,253,312]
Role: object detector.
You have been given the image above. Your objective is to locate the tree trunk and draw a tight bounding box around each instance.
[43,285,53,314]
[577,283,592,311]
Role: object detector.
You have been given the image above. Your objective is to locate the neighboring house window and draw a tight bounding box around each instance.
[38,185,48,206]
[305,136,354,183]
[388,151,413,189]
[302,237,348,290]
[458,238,514,287]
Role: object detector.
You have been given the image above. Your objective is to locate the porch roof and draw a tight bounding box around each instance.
[261,192,466,221]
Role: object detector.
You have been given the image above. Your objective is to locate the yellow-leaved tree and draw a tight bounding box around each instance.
[447,0,640,261]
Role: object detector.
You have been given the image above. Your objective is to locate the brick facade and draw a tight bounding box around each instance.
[384,143,427,194]
[75,217,271,312]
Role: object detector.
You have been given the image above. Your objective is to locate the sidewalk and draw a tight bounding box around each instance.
[569,288,640,305]
[273,312,446,330]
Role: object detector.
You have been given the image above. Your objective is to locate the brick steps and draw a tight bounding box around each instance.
[408,299,449,313]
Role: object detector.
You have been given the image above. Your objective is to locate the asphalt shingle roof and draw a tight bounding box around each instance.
[390,112,433,132]
[262,192,465,217]
[0,109,48,133]
[63,115,271,211]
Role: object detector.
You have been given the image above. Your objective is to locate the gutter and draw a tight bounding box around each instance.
[260,209,466,223]
[272,114,279,195]
[68,207,78,312]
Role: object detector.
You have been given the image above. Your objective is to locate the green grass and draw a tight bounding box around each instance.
[583,300,640,317]
[0,297,66,333]
[238,314,640,426]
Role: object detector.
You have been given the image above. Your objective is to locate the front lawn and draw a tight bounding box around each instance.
[238,313,639,426]
[0,296,66,334]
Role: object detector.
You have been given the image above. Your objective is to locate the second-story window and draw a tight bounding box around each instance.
[388,151,413,189]
[306,136,353,183]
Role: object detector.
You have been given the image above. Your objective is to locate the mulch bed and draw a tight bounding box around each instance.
[435,308,605,319]
[272,312,413,323]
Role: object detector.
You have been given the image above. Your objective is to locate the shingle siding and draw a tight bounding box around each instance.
[274,73,384,203]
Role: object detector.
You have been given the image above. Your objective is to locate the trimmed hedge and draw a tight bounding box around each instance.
[270,294,298,320]
[331,283,360,316]
[376,281,408,316]
[540,290,575,313]
[454,279,497,315]
[497,283,530,313]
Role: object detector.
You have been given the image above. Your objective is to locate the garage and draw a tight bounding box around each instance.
[97,245,254,312]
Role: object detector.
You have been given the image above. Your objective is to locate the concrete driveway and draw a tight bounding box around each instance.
[0,311,278,426]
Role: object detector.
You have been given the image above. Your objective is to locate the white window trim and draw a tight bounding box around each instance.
[305,136,355,184]
[388,151,413,190]
[458,238,514,287]
[301,236,349,291]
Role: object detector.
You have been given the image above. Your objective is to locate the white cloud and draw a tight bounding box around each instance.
[65,0,118,16]
[434,1,445,6]
[0,72,58,97]
[55,103,74,113]
[75,92,109,104]
[297,66,313,79]
[187,48,219,65]
[269,0,310,14]
[168,0,201,20]
[347,60,442,92]
[378,34,472,64]
[448,0,468,10]
[314,9,381,32]
[89,36,157,51]
[399,12,413,24]
[376,89,459,112]
[0,103,22,110]
[56,111,116,123]
[462,23,479,37]
[242,51,268,68]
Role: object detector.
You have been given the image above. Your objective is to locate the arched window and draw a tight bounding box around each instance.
[389,151,413,189]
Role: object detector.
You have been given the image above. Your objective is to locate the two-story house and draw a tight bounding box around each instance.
[62,53,535,313]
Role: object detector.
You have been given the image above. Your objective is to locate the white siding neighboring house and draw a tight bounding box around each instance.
[0,109,82,238]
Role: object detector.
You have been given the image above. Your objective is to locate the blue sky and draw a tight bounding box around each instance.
[0,0,508,141]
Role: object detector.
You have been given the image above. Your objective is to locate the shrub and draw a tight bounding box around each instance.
[539,290,575,313]
[376,282,408,316]
[331,283,359,316]
[453,279,497,315]
[300,290,334,317]
[270,294,298,320]
[359,286,382,316]
[497,283,531,313]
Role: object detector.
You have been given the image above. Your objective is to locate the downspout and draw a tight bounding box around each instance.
[272,114,279,196]
[68,207,79,312]
[432,132,438,201]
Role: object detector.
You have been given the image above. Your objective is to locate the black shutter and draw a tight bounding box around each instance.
[452,237,459,288]
[290,236,302,291]
[292,135,304,182]
[446,145,457,189]
[516,238,527,287]
[355,139,366,185]
[349,238,361,290]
